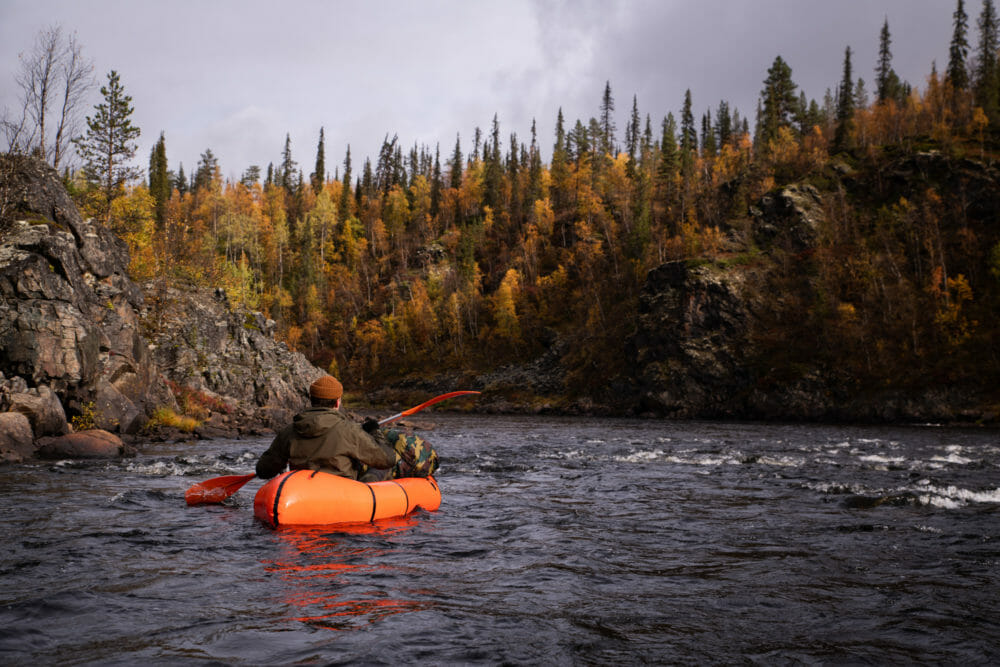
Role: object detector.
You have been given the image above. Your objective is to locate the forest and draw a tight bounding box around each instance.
[5,1,1000,413]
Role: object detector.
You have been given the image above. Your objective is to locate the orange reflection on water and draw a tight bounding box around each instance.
[263,515,432,631]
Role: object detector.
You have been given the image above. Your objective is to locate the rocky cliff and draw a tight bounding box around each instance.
[0,155,323,461]
[142,283,323,434]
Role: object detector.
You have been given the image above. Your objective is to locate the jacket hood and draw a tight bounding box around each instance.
[292,407,342,438]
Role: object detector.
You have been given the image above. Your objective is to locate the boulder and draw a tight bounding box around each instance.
[35,429,134,459]
[0,411,34,463]
[8,384,68,438]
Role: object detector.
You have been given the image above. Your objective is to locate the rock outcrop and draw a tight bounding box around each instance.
[143,283,323,431]
[629,260,755,418]
[0,155,324,461]
[0,155,174,444]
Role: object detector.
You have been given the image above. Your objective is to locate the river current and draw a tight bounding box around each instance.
[1,415,998,664]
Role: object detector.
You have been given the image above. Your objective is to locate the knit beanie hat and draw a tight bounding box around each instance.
[309,375,343,400]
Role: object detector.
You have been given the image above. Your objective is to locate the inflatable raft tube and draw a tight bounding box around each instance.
[253,469,441,528]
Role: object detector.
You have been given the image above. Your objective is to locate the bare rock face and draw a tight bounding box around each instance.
[143,284,323,430]
[750,183,824,252]
[629,260,754,417]
[0,155,175,438]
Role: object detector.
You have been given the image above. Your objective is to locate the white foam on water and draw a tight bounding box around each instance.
[858,454,907,464]
[930,453,975,464]
[757,455,804,467]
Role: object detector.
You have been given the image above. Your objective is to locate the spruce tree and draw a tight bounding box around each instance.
[975,0,999,120]
[175,162,187,196]
[715,100,732,147]
[73,69,141,221]
[339,145,352,221]
[626,94,640,173]
[948,0,970,91]
[312,127,325,194]
[528,119,542,204]
[600,81,616,156]
[148,131,169,228]
[430,144,442,217]
[680,89,697,162]
[834,46,855,152]
[280,133,297,192]
[449,134,463,189]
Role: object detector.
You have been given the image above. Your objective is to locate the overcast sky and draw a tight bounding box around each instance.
[1,0,962,184]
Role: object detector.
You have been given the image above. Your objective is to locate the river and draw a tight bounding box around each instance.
[1,415,998,664]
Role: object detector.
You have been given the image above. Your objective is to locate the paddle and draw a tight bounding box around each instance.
[184,390,480,506]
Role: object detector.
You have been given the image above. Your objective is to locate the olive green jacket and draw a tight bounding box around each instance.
[255,407,396,480]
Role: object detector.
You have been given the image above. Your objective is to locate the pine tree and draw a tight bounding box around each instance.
[975,0,999,120]
[193,148,217,192]
[312,127,325,194]
[834,46,855,152]
[948,0,970,91]
[148,131,169,228]
[73,70,141,221]
[758,55,798,146]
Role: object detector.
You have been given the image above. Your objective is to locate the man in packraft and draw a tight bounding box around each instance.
[255,375,397,480]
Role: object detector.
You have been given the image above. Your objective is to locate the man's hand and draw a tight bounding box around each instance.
[362,417,379,433]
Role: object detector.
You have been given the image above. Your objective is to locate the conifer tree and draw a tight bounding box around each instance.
[875,18,906,105]
[339,145,352,222]
[312,127,325,194]
[975,0,999,120]
[701,110,717,156]
[834,46,855,152]
[550,109,570,214]
[948,0,970,91]
[175,162,187,196]
[715,100,732,147]
[148,131,169,228]
[193,148,217,192]
[449,134,463,189]
[484,114,502,209]
[430,144,442,217]
[679,90,697,162]
[73,70,141,221]
[528,119,542,204]
[626,94,640,174]
[279,133,297,192]
[758,55,798,146]
[600,81,616,156]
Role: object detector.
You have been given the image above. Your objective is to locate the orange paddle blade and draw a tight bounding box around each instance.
[379,390,481,425]
[185,473,256,506]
